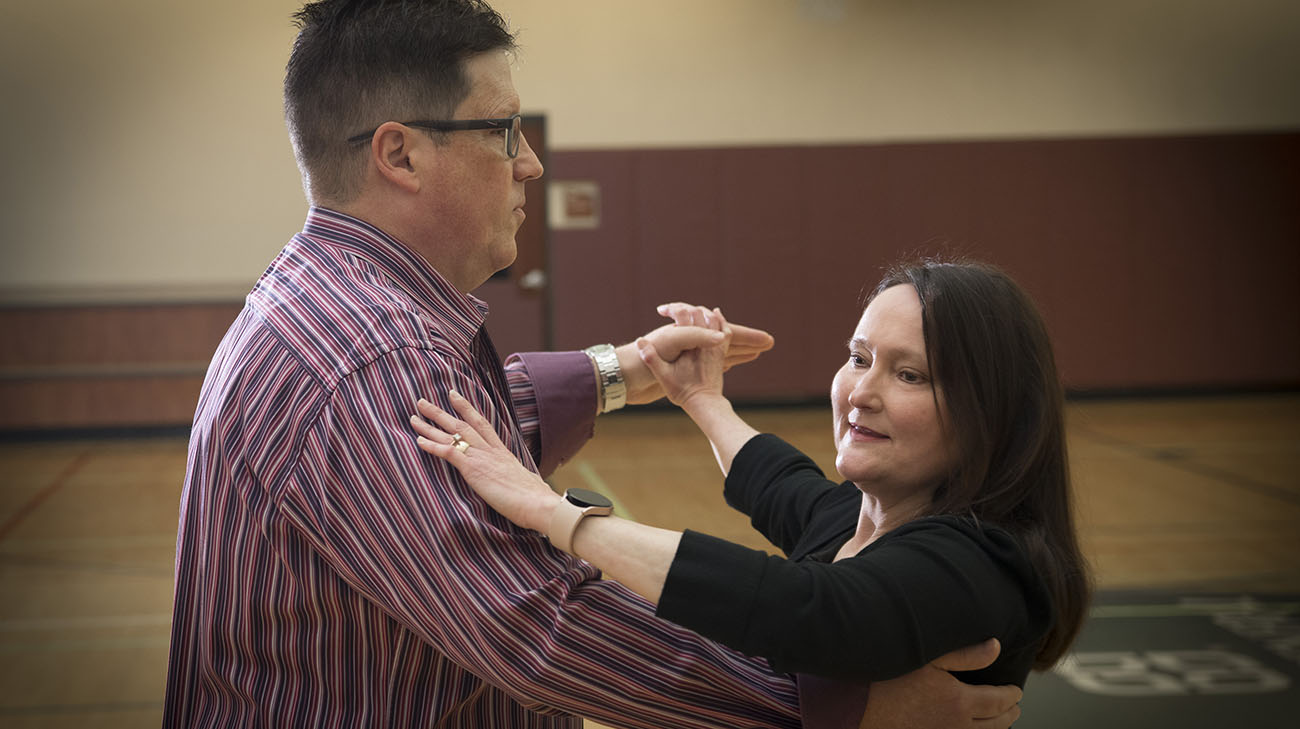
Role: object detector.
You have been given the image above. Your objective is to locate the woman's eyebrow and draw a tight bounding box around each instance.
[849,336,927,362]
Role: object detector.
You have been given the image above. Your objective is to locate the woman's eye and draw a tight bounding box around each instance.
[848,353,868,367]
[899,370,925,384]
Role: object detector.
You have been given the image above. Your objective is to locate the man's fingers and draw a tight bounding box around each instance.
[922,638,1023,727]
[657,303,772,345]
[973,701,1021,729]
[720,352,759,371]
[649,325,726,361]
[653,304,774,357]
[930,637,1001,672]
[726,322,775,352]
[964,681,1023,724]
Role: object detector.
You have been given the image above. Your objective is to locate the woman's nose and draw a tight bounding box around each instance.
[847,370,882,411]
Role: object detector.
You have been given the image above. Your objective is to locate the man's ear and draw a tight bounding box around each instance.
[369,122,422,193]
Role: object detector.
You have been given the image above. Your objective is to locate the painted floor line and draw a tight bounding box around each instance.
[1091,601,1300,619]
[0,451,94,542]
[0,613,173,632]
[574,460,634,521]
[0,701,162,716]
[0,534,177,553]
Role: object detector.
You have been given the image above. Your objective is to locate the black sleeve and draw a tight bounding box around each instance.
[725,434,853,555]
[657,517,1050,682]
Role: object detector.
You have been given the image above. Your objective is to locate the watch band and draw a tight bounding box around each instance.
[548,488,614,554]
[583,343,627,414]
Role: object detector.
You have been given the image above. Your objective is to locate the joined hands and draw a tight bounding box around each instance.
[619,302,772,405]
[636,305,733,412]
[409,302,769,533]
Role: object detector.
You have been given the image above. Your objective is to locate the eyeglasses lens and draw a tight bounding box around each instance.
[508,116,521,158]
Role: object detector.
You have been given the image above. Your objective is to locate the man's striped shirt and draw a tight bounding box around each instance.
[162,208,799,728]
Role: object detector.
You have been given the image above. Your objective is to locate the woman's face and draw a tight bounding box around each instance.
[831,284,954,496]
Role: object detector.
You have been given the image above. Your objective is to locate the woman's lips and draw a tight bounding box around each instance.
[849,422,888,440]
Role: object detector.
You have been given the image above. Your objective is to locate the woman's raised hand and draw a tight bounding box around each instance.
[636,306,732,410]
[409,391,559,533]
[651,303,772,372]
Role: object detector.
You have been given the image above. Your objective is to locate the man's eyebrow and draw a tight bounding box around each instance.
[493,96,521,115]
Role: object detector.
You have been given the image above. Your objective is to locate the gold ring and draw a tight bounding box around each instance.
[450,434,470,453]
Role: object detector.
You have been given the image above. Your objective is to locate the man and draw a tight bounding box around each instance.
[163,1,1024,727]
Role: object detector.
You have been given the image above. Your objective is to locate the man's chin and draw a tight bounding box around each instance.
[464,256,517,292]
[494,240,519,272]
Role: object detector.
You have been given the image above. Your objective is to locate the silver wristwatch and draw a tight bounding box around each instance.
[583,343,627,414]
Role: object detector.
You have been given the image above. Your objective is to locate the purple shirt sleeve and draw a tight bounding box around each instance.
[506,351,598,478]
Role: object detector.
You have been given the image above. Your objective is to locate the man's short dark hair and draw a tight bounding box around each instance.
[285,0,516,204]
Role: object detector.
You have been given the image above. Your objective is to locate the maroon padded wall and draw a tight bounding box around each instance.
[546,132,1300,400]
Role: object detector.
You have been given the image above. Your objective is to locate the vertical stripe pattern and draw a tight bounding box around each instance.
[163,208,798,728]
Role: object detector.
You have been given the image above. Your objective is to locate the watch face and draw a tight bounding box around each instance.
[565,488,613,509]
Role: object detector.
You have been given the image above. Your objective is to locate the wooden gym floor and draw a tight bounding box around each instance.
[1,393,1297,727]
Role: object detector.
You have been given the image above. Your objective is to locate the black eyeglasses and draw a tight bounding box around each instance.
[346,113,523,158]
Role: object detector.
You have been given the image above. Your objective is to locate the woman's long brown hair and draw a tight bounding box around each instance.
[869,259,1091,669]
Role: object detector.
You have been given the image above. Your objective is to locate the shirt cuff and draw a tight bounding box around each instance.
[507,351,598,477]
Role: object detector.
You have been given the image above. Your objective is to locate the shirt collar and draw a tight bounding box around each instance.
[297,206,489,349]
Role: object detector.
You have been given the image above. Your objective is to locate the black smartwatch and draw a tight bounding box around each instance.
[547,488,614,554]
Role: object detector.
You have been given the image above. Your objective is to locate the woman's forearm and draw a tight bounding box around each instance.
[564,397,756,604]
[680,394,760,475]
[569,515,681,604]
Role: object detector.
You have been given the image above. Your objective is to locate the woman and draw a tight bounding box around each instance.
[410,260,1090,722]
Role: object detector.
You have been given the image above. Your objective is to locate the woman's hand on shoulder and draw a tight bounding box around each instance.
[409,392,560,533]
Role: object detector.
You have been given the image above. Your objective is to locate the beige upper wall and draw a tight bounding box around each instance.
[2,0,1298,293]
[500,0,1300,147]
[1,0,304,296]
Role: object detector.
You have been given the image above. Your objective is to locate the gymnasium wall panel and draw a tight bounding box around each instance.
[547,132,1300,398]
